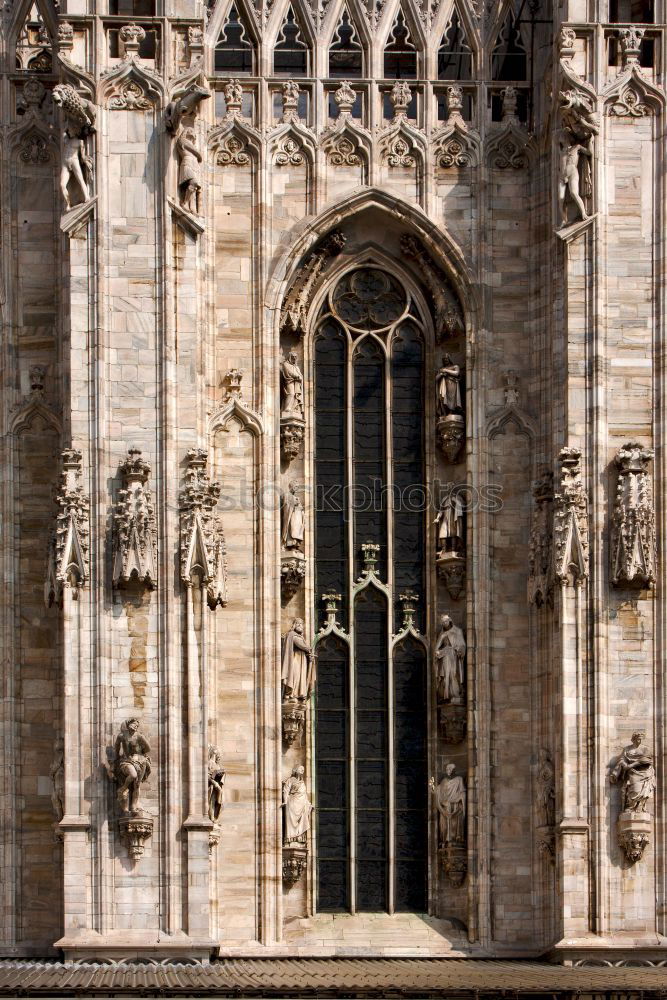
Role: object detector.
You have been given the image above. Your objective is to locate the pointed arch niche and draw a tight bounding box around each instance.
[276,203,472,931]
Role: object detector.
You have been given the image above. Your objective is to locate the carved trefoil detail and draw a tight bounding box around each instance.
[112,449,157,591]
[179,449,228,607]
[611,442,655,589]
[45,449,89,606]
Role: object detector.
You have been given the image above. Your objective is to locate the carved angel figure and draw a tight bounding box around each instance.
[112,718,152,816]
[610,731,656,814]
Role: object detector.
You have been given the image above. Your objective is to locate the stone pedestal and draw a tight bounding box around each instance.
[282,701,306,747]
[118,814,154,861]
[438,703,467,744]
[283,845,308,886]
[436,550,466,599]
[281,553,306,600]
[439,844,467,887]
[618,810,652,864]
[281,416,305,461]
[436,414,465,463]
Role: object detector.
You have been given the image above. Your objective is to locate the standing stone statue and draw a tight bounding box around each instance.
[558,131,591,225]
[537,749,556,828]
[50,737,65,823]
[281,618,315,701]
[280,351,304,419]
[112,718,152,817]
[281,482,304,551]
[610,731,655,814]
[430,765,466,847]
[282,765,313,846]
[52,84,96,211]
[436,354,462,417]
[176,127,203,215]
[207,745,225,823]
[434,614,466,704]
[435,490,465,554]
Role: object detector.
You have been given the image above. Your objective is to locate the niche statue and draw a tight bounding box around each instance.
[610,730,656,865]
[108,718,154,860]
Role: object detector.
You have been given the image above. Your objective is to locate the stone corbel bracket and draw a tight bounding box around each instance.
[60,195,97,238]
[168,196,205,237]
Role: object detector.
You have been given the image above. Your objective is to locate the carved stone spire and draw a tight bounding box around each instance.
[611,442,655,589]
[112,449,157,591]
[179,449,227,608]
[553,447,588,585]
[45,449,89,606]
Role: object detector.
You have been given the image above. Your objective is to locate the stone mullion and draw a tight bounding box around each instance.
[653,93,667,940]
[553,231,595,946]
[258,133,282,946]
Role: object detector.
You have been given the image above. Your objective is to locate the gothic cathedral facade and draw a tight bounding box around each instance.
[0,0,666,977]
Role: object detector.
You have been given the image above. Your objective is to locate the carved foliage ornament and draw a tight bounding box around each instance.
[216,133,251,166]
[45,449,89,605]
[608,85,651,118]
[110,80,152,110]
[280,230,346,335]
[611,442,655,588]
[112,448,157,590]
[179,449,228,608]
[401,234,464,340]
[326,134,361,167]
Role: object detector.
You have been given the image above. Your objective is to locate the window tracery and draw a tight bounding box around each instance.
[437,9,472,81]
[274,6,310,76]
[313,266,428,914]
[215,3,256,74]
[383,9,417,79]
[328,9,363,78]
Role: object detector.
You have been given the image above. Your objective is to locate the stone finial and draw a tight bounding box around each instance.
[503,370,519,406]
[119,22,145,56]
[334,80,356,114]
[112,449,157,591]
[390,79,411,119]
[321,591,342,629]
[45,448,89,605]
[446,85,464,122]
[398,590,418,629]
[57,19,74,49]
[179,449,227,607]
[558,25,576,62]
[224,78,243,117]
[282,80,300,122]
[553,446,588,585]
[612,442,655,588]
[361,541,380,576]
[618,26,645,68]
[500,85,518,121]
[224,368,244,398]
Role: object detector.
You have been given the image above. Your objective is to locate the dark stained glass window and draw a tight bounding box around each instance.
[313,268,428,914]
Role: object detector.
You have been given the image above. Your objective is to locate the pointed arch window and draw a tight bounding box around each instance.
[215,3,255,74]
[438,9,472,80]
[313,267,428,914]
[383,10,417,79]
[329,9,363,77]
[274,6,310,76]
[491,11,526,80]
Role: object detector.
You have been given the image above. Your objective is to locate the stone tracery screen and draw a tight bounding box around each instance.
[313,267,427,914]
